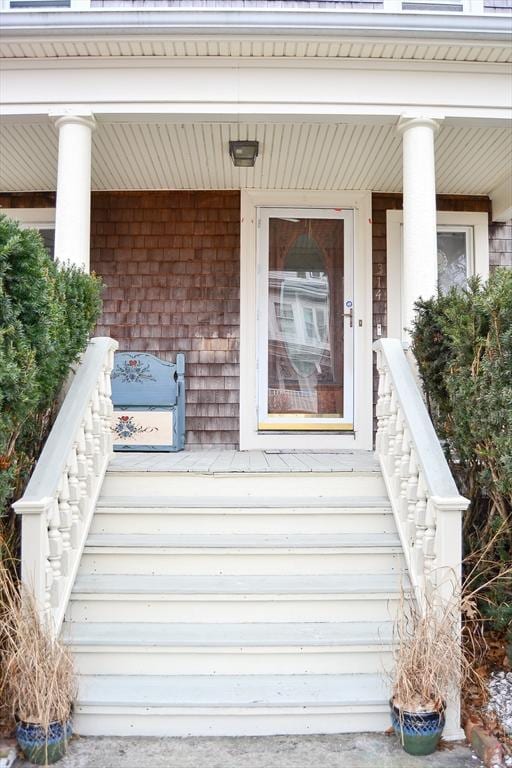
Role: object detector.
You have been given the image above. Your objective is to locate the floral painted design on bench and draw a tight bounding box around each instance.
[110,352,185,452]
[111,355,157,384]
[112,414,158,441]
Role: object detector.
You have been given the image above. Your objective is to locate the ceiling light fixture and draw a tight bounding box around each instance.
[229,140,259,168]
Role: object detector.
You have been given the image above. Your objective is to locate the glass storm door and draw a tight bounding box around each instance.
[257,208,354,431]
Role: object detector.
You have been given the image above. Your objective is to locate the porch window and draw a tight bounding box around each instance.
[37,228,56,260]
[386,210,489,339]
[303,306,316,341]
[1,208,55,260]
[8,0,71,7]
[437,226,474,294]
[275,302,295,336]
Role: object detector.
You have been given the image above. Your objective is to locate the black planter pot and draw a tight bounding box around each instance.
[390,699,446,756]
[15,718,72,765]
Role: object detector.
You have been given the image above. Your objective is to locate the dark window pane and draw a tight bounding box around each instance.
[38,228,55,260]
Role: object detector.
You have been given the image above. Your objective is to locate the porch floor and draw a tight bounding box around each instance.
[108,450,380,474]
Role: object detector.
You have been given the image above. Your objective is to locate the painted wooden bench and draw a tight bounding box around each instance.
[111,352,185,452]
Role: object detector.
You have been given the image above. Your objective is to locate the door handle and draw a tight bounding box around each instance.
[343,307,353,328]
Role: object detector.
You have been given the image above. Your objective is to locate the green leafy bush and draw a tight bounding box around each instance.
[0,213,102,534]
[412,269,512,635]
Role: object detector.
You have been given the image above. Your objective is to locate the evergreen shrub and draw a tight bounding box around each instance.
[0,214,102,536]
[411,269,512,638]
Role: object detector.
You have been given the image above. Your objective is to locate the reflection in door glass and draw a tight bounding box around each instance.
[267,218,344,418]
[437,231,469,293]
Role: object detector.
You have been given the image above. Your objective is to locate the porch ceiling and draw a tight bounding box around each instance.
[0,120,510,195]
[1,38,511,64]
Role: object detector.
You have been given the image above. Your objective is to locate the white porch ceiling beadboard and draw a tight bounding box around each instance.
[0,121,510,195]
[1,38,511,63]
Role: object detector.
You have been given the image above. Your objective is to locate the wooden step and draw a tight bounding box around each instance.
[63,619,395,675]
[90,497,394,536]
[68,572,408,623]
[80,532,404,576]
[100,473,387,498]
[73,673,391,736]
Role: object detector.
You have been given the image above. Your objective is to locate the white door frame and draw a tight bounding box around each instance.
[240,189,373,451]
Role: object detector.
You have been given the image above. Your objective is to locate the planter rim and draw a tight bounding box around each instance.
[390,698,446,717]
[16,715,72,726]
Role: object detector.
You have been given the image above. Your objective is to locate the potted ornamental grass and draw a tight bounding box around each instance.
[389,586,471,757]
[0,562,76,765]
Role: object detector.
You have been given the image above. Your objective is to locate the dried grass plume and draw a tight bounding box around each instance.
[390,583,473,713]
[0,560,76,729]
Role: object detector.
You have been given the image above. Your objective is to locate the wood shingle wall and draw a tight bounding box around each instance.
[90,191,241,450]
[91,1,382,8]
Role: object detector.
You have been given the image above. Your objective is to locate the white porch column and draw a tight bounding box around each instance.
[52,112,96,272]
[397,116,441,333]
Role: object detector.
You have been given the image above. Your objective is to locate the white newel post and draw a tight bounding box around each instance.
[52,112,96,272]
[398,116,441,334]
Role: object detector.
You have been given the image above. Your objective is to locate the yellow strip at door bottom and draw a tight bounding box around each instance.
[258,421,354,431]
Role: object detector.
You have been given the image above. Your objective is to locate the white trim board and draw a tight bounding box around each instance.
[386,209,489,340]
[1,59,511,122]
[1,207,55,228]
[240,189,373,451]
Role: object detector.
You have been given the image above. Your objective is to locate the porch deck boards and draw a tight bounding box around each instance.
[108,450,380,474]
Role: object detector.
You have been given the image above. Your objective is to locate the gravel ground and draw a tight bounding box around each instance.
[487,671,512,736]
[486,670,512,767]
[17,734,482,768]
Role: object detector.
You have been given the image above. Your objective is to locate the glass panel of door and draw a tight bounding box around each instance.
[257,208,354,431]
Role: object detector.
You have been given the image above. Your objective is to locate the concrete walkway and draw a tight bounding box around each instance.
[19,734,482,768]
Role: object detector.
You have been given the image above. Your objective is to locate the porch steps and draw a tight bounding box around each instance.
[64,462,407,737]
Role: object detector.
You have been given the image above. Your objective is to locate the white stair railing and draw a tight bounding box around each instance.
[13,336,118,635]
[374,338,469,606]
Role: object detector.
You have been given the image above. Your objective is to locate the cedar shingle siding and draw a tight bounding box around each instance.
[91,1,382,7]
[90,0,512,8]
[90,191,241,451]
[490,222,512,268]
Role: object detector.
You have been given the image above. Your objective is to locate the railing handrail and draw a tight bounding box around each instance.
[15,337,116,505]
[373,337,465,503]
[13,336,118,634]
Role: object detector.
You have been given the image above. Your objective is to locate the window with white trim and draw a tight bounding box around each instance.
[7,0,70,7]
[386,211,489,339]
[1,208,56,259]
[437,226,475,293]
[382,0,484,12]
